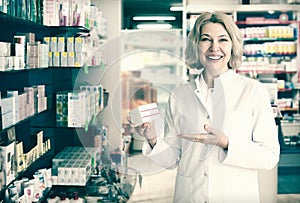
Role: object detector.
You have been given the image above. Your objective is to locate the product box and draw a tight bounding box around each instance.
[50,37,57,52]
[53,51,60,67]
[0,141,16,190]
[15,141,25,173]
[57,37,65,52]
[68,52,75,67]
[60,52,68,66]
[74,37,83,52]
[74,52,84,67]
[48,52,53,66]
[67,37,74,52]
[129,103,161,127]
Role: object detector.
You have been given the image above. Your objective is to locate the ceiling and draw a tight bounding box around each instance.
[122,0,183,29]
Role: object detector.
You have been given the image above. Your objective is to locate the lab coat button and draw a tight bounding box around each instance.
[206,115,210,119]
[204,172,208,176]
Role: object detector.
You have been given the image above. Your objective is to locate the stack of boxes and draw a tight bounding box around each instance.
[44,36,86,67]
[56,85,104,127]
[0,33,49,72]
[0,85,47,130]
[26,33,49,69]
[52,147,94,186]
[0,41,24,71]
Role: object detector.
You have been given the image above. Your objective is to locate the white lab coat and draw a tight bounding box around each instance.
[143,70,280,203]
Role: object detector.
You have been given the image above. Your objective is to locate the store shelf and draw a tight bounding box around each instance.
[236,20,298,25]
[236,69,297,74]
[243,37,297,42]
[0,149,54,202]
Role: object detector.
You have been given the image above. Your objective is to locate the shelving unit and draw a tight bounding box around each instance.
[0,9,111,201]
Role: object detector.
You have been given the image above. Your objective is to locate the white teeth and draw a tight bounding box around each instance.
[208,56,222,60]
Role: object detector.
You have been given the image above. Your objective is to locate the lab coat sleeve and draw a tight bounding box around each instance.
[222,85,280,170]
[142,94,181,170]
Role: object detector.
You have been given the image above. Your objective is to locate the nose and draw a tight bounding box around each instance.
[209,40,220,51]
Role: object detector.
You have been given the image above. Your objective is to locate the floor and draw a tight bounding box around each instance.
[127,154,300,203]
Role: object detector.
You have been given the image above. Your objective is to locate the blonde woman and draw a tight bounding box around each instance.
[132,11,280,203]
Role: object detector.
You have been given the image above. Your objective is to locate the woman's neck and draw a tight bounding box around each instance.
[203,70,214,88]
[202,68,229,88]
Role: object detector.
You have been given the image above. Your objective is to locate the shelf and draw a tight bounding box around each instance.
[236,69,297,74]
[0,109,49,135]
[0,149,53,201]
[243,38,297,42]
[244,54,296,58]
[278,88,293,92]
[280,107,299,111]
[236,20,298,25]
[0,11,90,41]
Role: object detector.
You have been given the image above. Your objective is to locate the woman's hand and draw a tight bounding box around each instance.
[179,124,229,149]
[127,116,157,147]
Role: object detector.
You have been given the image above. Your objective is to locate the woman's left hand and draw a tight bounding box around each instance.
[179,124,229,149]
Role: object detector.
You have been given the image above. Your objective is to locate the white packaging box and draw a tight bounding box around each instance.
[71,163,79,185]
[67,37,74,52]
[0,141,15,188]
[75,52,84,67]
[57,162,67,185]
[15,141,25,173]
[78,161,90,186]
[53,52,60,67]
[36,131,43,157]
[0,56,6,71]
[1,96,14,114]
[74,37,83,52]
[129,103,161,127]
[57,37,65,52]
[7,91,19,124]
[0,42,10,56]
[48,52,53,66]
[1,112,14,129]
[68,91,86,127]
[68,52,75,67]
[60,52,68,66]
[37,85,45,98]
[50,37,58,52]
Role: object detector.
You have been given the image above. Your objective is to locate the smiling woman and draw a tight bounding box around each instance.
[130,11,280,203]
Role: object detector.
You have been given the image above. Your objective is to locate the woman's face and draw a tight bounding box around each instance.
[198,22,232,75]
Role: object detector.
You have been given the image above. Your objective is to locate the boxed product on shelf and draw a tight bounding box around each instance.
[15,141,25,173]
[0,141,16,190]
[60,52,68,66]
[52,147,93,186]
[67,37,74,52]
[68,51,75,66]
[57,37,65,52]
[7,91,19,124]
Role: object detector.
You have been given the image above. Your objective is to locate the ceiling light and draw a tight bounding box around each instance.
[137,23,172,29]
[170,6,183,11]
[133,16,176,21]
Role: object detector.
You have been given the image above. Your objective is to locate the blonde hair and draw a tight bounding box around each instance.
[185,11,243,70]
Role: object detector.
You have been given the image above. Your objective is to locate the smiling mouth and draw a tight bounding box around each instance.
[207,55,223,60]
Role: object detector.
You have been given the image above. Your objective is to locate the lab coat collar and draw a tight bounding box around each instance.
[194,69,236,92]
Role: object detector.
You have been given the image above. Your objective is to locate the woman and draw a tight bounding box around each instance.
[133,11,280,203]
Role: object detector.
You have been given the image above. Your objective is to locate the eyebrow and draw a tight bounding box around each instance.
[200,34,229,38]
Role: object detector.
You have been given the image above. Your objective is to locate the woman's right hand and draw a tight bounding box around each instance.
[128,117,157,146]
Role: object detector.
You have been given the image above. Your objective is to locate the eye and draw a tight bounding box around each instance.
[219,38,229,42]
[200,37,211,42]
